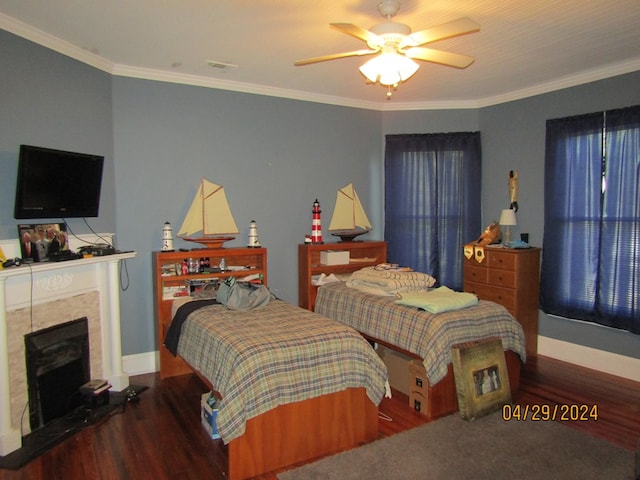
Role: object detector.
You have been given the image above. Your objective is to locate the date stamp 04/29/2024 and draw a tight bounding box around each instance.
[502,403,599,422]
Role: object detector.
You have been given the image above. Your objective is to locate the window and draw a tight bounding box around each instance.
[541,105,640,334]
[384,133,481,290]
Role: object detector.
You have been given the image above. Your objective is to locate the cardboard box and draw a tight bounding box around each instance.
[201,392,220,439]
[377,345,411,395]
[408,359,429,416]
[320,250,350,265]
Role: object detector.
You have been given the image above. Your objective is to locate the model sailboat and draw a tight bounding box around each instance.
[178,178,239,249]
[328,183,372,242]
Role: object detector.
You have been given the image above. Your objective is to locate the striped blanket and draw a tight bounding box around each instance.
[175,299,388,444]
[315,282,526,385]
[346,266,436,296]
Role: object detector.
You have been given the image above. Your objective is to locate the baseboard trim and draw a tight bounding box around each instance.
[122,351,158,376]
[538,336,640,382]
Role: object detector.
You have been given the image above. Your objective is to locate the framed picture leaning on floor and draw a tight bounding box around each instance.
[451,336,512,420]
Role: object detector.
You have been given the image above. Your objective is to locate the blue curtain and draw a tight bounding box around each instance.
[384,133,481,290]
[541,105,640,334]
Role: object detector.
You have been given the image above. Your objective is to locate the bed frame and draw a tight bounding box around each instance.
[300,241,522,420]
[155,245,381,479]
[181,361,377,480]
[160,331,378,480]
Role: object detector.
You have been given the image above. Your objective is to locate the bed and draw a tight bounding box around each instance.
[314,280,526,419]
[164,298,389,480]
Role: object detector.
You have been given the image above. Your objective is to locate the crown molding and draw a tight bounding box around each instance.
[110,64,384,111]
[0,12,113,73]
[474,58,640,108]
[2,12,639,112]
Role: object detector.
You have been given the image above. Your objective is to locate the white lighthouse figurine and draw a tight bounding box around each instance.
[247,220,261,248]
[162,222,174,251]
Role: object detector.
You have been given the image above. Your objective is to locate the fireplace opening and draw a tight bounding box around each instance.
[25,317,90,431]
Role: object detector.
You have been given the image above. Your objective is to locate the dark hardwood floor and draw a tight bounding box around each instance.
[1,355,638,480]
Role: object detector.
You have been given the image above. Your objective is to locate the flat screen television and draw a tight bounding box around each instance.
[14,145,105,219]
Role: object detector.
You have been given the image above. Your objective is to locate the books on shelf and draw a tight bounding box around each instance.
[162,285,188,299]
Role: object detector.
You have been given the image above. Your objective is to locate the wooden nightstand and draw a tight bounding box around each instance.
[463,246,541,357]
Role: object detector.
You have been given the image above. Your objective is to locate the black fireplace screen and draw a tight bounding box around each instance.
[24,317,90,430]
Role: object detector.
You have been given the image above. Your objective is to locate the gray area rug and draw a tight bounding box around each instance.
[279,410,634,480]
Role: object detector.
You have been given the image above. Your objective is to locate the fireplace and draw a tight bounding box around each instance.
[0,251,135,456]
[5,291,103,438]
[25,318,90,430]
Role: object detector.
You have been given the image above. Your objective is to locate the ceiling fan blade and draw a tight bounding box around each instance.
[405,17,480,47]
[330,23,379,43]
[294,49,378,66]
[404,47,475,68]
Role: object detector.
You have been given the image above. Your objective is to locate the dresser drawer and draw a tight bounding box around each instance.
[463,282,493,300]
[483,287,516,311]
[464,282,516,311]
[464,264,488,284]
[487,250,516,270]
[487,268,516,288]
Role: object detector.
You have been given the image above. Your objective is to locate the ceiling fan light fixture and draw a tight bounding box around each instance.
[369,21,411,39]
[359,51,419,86]
[294,1,479,99]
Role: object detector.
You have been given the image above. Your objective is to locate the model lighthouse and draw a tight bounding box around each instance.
[311,199,323,244]
[247,220,261,247]
[162,222,174,251]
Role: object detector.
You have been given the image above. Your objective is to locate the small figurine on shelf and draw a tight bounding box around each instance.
[247,220,261,248]
[508,170,519,212]
[162,222,174,252]
[311,199,323,244]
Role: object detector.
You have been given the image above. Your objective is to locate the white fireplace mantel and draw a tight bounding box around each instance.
[0,252,136,456]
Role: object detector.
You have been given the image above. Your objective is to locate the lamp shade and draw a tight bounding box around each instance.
[499,208,517,226]
[359,52,419,86]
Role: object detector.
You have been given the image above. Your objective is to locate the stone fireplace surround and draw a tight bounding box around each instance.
[17,296,97,432]
[0,252,135,456]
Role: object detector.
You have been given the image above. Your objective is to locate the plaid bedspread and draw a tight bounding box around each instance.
[176,299,388,444]
[315,282,526,385]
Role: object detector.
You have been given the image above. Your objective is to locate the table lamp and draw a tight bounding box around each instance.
[499,209,517,243]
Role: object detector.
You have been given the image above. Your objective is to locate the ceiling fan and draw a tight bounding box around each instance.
[294,0,480,97]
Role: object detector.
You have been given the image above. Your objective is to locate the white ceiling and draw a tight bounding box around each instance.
[1,0,640,110]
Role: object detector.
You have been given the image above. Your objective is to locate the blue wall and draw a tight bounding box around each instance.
[111,77,383,354]
[2,29,638,362]
[478,73,640,358]
[0,30,115,239]
[382,72,640,359]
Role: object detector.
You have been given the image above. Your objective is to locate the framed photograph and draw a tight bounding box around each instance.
[18,223,69,262]
[451,336,511,420]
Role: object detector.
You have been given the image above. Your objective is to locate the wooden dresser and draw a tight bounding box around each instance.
[462,246,541,357]
[298,241,387,311]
